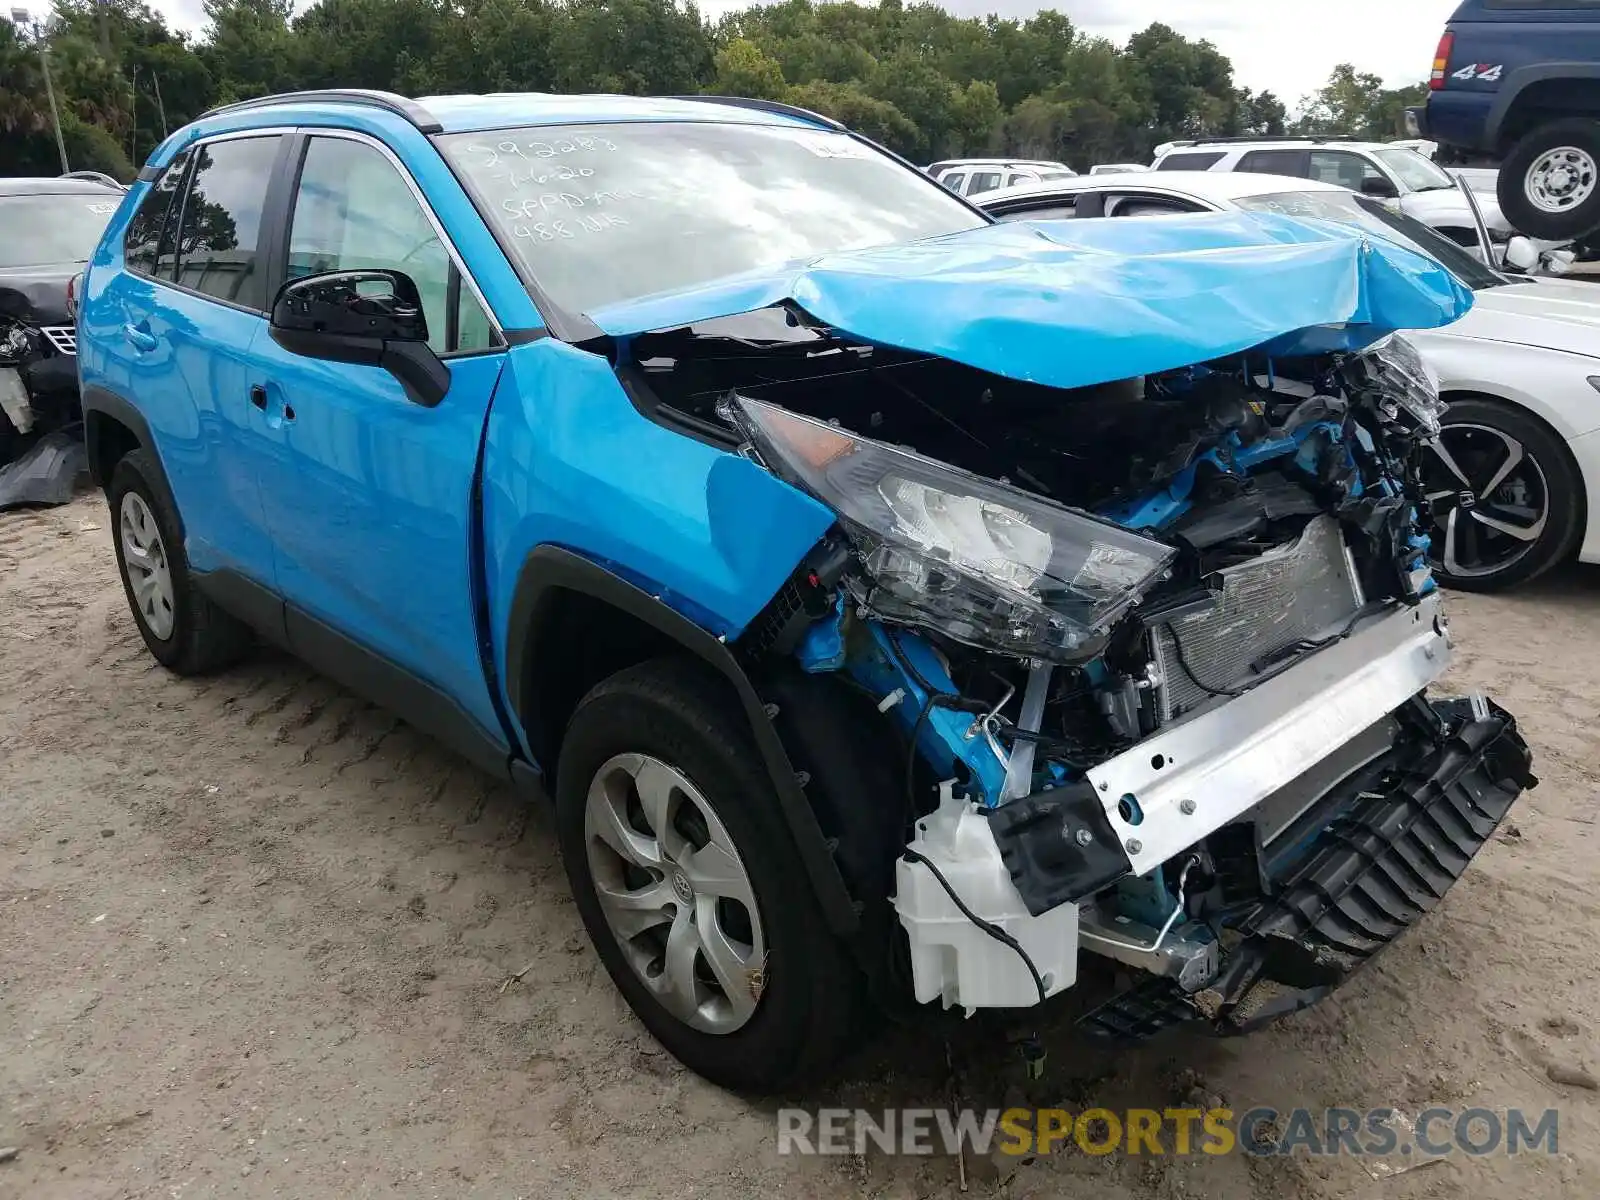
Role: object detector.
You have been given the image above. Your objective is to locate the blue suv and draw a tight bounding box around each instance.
[79,89,1535,1092]
[1423,1,1600,240]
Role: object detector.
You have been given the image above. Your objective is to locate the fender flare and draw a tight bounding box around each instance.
[1486,63,1600,149]
[506,545,861,935]
[80,385,182,527]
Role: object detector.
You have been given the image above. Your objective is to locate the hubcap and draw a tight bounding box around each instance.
[119,491,176,640]
[1423,425,1549,580]
[1525,146,1597,215]
[583,752,766,1035]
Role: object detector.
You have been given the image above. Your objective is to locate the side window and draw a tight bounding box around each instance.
[1237,149,1309,177]
[1005,172,1032,188]
[940,172,966,193]
[286,136,493,356]
[1107,195,1202,217]
[172,136,283,310]
[1309,151,1393,195]
[992,203,1077,222]
[1156,151,1226,172]
[124,148,191,278]
[968,171,1003,195]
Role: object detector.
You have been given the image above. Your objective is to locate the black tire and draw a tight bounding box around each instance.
[555,657,860,1093]
[1426,397,1584,593]
[1497,118,1600,241]
[108,448,252,674]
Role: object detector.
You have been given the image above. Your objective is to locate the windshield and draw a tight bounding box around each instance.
[439,122,987,316]
[0,193,119,269]
[1373,148,1456,193]
[1234,190,1508,291]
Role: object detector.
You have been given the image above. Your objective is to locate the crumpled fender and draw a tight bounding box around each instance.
[588,212,1475,390]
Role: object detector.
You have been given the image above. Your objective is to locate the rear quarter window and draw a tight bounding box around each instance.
[1156,152,1226,171]
[124,149,191,277]
[1238,150,1310,176]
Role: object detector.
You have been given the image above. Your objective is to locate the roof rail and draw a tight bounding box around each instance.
[1182,135,1362,147]
[664,94,845,131]
[199,89,443,134]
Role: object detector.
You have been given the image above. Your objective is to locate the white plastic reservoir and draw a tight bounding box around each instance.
[893,783,1080,1012]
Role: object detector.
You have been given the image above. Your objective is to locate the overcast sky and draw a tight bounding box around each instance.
[139,0,1460,110]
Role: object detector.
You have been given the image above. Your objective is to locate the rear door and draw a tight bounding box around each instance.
[89,132,292,587]
[248,129,510,746]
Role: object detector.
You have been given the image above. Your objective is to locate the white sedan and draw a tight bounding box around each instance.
[978,172,1600,592]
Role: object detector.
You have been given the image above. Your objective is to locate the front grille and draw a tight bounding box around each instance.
[1151,515,1363,721]
[40,326,76,356]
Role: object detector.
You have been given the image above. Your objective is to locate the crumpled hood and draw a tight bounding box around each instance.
[1449,277,1600,359]
[590,213,1474,391]
[0,265,76,326]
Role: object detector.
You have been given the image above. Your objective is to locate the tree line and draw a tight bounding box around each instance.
[1,0,1428,182]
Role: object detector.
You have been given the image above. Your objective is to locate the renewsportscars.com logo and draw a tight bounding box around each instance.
[776,1106,1560,1160]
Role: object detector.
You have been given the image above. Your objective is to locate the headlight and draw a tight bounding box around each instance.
[1343,333,1445,437]
[0,323,30,365]
[724,395,1177,661]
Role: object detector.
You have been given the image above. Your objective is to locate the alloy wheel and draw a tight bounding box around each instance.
[119,491,176,640]
[1525,146,1598,216]
[583,752,766,1035]
[1424,424,1550,581]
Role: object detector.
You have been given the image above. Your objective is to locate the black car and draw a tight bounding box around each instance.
[0,175,122,503]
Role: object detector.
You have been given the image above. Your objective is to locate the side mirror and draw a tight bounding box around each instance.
[1360,175,1399,200]
[1503,236,1540,273]
[268,269,450,408]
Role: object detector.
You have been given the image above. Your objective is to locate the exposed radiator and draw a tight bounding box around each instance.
[1151,515,1364,722]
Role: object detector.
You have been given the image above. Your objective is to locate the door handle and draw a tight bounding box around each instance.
[123,323,158,352]
[249,385,268,410]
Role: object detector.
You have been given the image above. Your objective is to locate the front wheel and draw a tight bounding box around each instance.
[1497,118,1600,241]
[1423,398,1583,592]
[554,658,860,1093]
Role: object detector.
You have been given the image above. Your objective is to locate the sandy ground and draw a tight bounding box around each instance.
[2,491,1598,1200]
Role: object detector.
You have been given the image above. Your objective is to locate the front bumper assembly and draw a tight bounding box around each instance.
[1083,694,1535,1040]
[891,595,1535,1028]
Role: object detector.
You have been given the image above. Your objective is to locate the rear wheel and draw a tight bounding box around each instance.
[1423,398,1583,592]
[109,449,252,673]
[555,658,860,1093]
[1497,118,1600,241]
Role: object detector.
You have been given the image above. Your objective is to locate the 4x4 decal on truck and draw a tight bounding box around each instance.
[1451,62,1504,83]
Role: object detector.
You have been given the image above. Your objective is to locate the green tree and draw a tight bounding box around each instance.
[2,0,1427,186]
[548,0,713,95]
[711,37,787,100]
[787,79,917,149]
[1295,64,1426,140]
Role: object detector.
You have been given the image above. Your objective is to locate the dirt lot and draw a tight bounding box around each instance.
[2,492,1598,1200]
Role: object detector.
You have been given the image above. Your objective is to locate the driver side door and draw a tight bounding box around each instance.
[250,130,510,753]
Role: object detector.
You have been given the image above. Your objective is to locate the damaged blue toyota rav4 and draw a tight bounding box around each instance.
[78,90,1537,1092]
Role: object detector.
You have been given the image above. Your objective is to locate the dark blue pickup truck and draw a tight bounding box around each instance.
[1423,0,1600,240]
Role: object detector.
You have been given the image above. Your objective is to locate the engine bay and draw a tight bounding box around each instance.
[608,304,1515,1028]
[629,306,1442,793]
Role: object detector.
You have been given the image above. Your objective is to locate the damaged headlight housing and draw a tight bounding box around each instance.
[1343,333,1445,437]
[0,322,31,365]
[724,395,1177,661]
